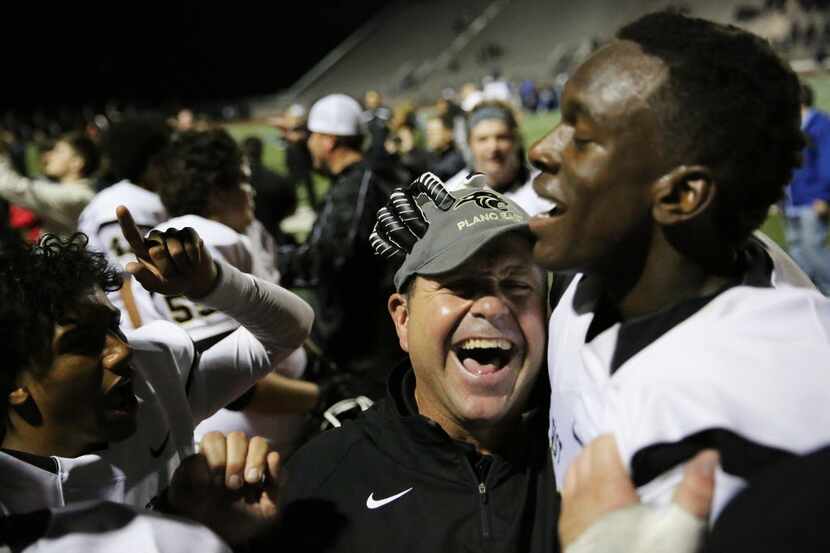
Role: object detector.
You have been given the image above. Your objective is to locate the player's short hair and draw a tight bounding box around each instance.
[101,115,172,183]
[62,132,101,177]
[617,12,804,245]
[156,129,245,218]
[0,232,121,426]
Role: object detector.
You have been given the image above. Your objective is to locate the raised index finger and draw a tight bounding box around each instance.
[116,205,151,261]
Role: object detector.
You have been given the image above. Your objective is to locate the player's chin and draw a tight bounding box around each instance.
[458,395,515,425]
[530,234,570,271]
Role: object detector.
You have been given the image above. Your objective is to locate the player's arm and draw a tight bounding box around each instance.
[117,205,314,358]
[117,206,314,418]
[0,158,94,226]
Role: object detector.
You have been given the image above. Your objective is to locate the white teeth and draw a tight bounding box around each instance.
[458,338,512,351]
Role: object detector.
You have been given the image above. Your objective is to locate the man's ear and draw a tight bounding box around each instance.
[651,165,716,225]
[388,292,411,353]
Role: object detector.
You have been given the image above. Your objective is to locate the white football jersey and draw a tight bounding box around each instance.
[134,215,253,348]
[548,234,830,520]
[78,180,167,273]
[133,214,306,451]
[77,181,167,330]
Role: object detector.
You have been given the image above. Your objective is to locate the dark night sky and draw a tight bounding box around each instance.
[4,3,389,114]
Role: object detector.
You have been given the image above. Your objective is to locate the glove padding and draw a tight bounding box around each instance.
[369,171,456,260]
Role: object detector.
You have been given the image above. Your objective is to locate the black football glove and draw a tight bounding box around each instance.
[369,171,462,259]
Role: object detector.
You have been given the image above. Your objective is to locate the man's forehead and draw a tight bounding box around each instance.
[566,40,668,123]
[441,234,537,277]
[58,288,119,327]
[470,118,512,137]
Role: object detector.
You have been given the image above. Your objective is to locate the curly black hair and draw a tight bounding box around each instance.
[618,12,804,245]
[156,129,244,217]
[0,232,121,418]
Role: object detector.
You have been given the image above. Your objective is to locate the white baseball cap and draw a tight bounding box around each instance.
[308,94,363,136]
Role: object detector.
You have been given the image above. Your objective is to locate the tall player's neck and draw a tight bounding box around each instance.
[603,229,737,320]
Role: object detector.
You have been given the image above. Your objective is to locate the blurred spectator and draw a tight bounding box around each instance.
[538,81,559,111]
[77,115,171,330]
[275,104,319,211]
[784,83,830,294]
[241,136,298,243]
[279,94,403,399]
[482,68,513,103]
[424,111,466,180]
[384,106,431,180]
[445,101,552,215]
[0,132,98,236]
[175,108,195,132]
[459,82,484,112]
[435,97,469,162]
[519,79,540,111]
[362,90,393,168]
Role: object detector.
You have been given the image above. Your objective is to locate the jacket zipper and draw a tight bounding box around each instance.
[478,481,491,538]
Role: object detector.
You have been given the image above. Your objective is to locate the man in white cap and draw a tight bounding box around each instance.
[279,94,403,399]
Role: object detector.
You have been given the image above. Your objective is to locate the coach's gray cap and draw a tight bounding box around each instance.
[394,186,531,291]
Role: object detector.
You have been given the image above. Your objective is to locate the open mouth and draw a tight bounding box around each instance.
[540,199,567,218]
[453,338,514,376]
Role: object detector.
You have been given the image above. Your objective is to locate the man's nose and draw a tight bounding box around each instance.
[528,127,564,176]
[470,291,511,322]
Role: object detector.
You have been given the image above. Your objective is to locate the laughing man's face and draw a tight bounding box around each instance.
[388,233,547,432]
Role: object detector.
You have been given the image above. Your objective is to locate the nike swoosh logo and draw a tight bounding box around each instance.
[366,487,413,509]
[150,431,171,458]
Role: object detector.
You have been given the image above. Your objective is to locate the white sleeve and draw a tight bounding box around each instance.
[197,260,314,363]
[185,260,314,422]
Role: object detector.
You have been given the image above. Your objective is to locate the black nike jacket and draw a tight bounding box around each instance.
[278,362,561,552]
